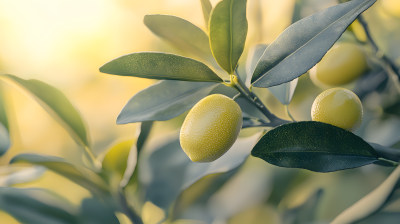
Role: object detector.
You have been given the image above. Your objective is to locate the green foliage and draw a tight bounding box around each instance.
[332,166,400,223]
[251,121,379,172]
[0,84,10,155]
[1,74,89,148]
[200,0,212,28]
[251,0,376,87]
[10,154,108,195]
[100,52,222,82]
[0,188,78,224]
[117,81,219,124]
[209,0,248,74]
[144,14,213,61]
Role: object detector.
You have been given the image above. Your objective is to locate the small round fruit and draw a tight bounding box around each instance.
[311,88,363,130]
[180,94,242,162]
[310,42,368,87]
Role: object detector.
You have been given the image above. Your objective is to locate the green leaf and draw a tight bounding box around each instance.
[136,121,153,154]
[10,154,108,194]
[144,15,212,60]
[117,81,219,124]
[0,187,78,224]
[251,121,379,172]
[100,52,222,82]
[246,44,268,85]
[0,166,45,186]
[268,79,298,105]
[2,74,89,147]
[79,198,119,224]
[209,0,248,74]
[282,189,324,224]
[102,140,134,179]
[251,0,376,87]
[200,0,213,28]
[332,165,400,224]
[0,84,10,156]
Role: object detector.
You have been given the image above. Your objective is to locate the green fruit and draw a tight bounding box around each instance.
[180,94,242,162]
[310,42,368,87]
[311,87,363,130]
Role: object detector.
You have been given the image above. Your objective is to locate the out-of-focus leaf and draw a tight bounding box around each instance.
[246,44,268,86]
[268,79,298,105]
[117,81,219,124]
[200,0,212,28]
[140,133,260,211]
[251,0,376,87]
[209,0,248,74]
[1,74,89,147]
[282,189,324,224]
[0,187,78,224]
[0,83,10,156]
[10,154,108,194]
[100,52,222,82]
[136,121,153,154]
[357,212,400,224]
[0,166,45,186]
[79,198,119,224]
[332,166,400,224]
[144,15,212,60]
[102,140,134,180]
[182,133,262,189]
[251,121,379,172]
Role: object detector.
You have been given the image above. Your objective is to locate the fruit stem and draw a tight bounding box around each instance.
[285,105,296,122]
[230,74,290,126]
[117,189,144,224]
[83,146,102,172]
[358,15,400,93]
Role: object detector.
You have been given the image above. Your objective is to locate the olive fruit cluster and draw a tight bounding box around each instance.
[180,94,242,162]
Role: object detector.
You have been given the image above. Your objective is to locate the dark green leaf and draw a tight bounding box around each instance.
[251,0,376,87]
[209,0,248,74]
[2,74,89,147]
[0,187,78,224]
[136,121,153,154]
[144,15,212,60]
[79,198,119,224]
[10,154,108,194]
[117,81,219,124]
[200,0,213,28]
[251,121,379,172]
[0,84,10,156]
[100,52,222,82]
[283,189,324,224]
[332,166,400,224]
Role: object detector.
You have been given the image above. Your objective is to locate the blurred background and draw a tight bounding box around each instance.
[0,0,399,223]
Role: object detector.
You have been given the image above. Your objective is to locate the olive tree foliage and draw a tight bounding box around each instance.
[1,0,400,223]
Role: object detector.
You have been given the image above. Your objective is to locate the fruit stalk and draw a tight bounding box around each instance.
[358,15,400,92]
[230,74,290,126]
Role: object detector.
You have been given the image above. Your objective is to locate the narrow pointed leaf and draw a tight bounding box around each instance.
[144,14,212,59]
[209,0,248,74]
[100,52,222,82]
[2,74,89,147]
[251,121,379,172]
[268,78,298,105]
[10,153,108,194]
[251,0,376,87]
[200,0,213,28]
[117,81,219,124]
[0,84,10,156]
[246,44,268,86]
[332,165,400,224]
[0,188,78,224]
